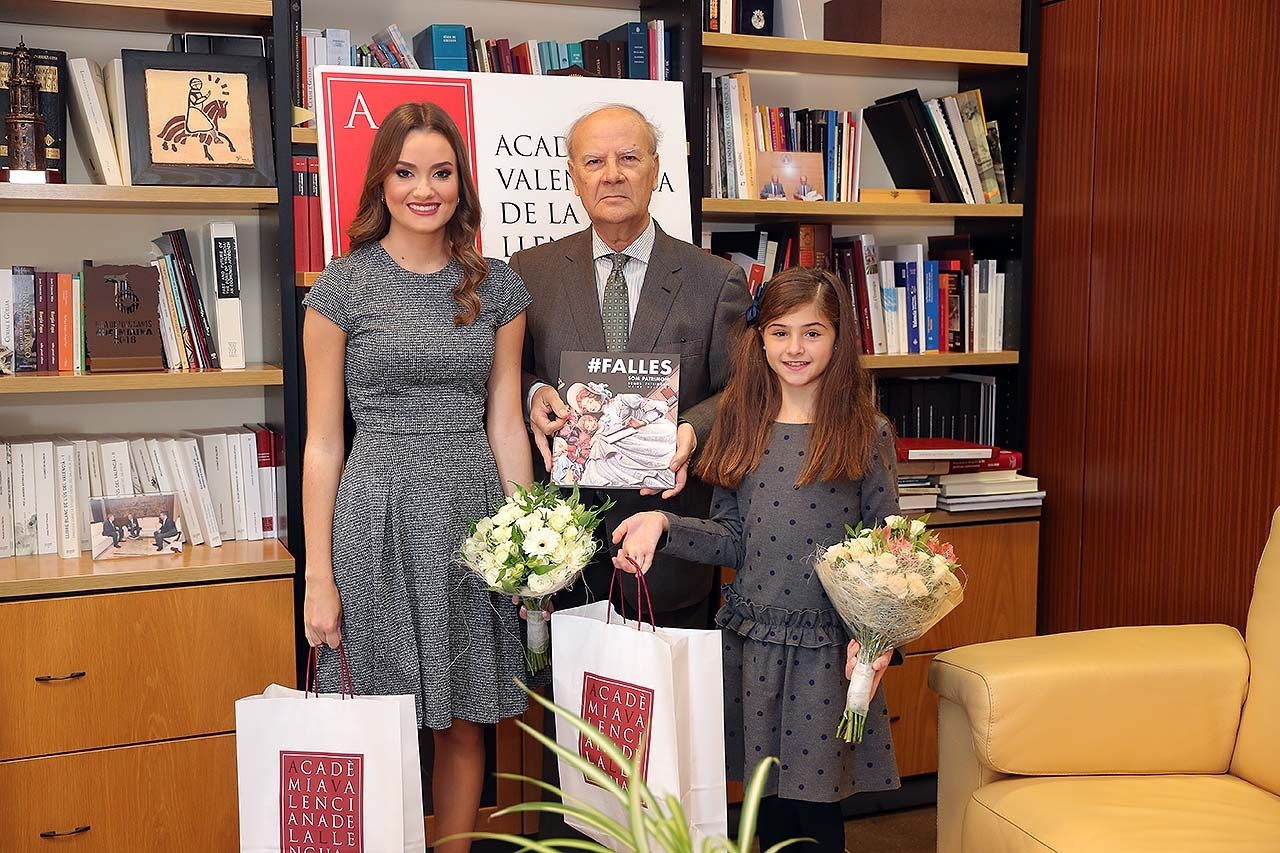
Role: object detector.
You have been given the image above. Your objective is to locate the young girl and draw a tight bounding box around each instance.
[611,266,900,851]
[300,102,533,853]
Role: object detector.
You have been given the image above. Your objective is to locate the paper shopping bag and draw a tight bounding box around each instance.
[550,599,727,850]
[235,656,426,853]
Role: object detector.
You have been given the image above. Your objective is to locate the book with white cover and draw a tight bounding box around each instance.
[145,438,189,543]
[939,474,1040,498]
[32,439,58,555]
[65,437,93,549]
[226,432,248,540]
[208,223,247,370]
[126,437,153,495]
[66,57,123,185]
[233,428,264,541]
[177,436,222,547]
[97,436,133,497]
[0,442,13,558]
[158,438,204,545]
[86,439,103,497]
[936,469,1021,485]
[54,441,80,558]
[103,58,132,185]
[0,267,14,376]
[11,441,37,556]
[186,430,234,540]
[246,424,278,539]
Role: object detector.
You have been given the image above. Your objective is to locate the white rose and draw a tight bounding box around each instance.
[905,572,929,598]
[491,524,512,543]
[883,514,905,529]
[525,570,558,596]
[481,559,502,586]
[475,517,494,537]
[930,554,951,580]
[884,574,910,599]
[515,511,546,534]
[523,527,562,558]
[857,555,878,570]
[876,552,899,571]
[547,505,573,532]
[492,504,519,528]
[492,541,514,564]
[846,539,869,559]
[909,519,926,538]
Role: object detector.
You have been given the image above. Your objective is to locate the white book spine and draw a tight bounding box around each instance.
[227,433,248,540]
[98,438,133,497]
[994,271,1006,351]
[103,58,131,185]
[250,428,278,540]
[71,274,84,372]
[195,433,234,540]
[323,28,352,65]
[11,442,37,556]
[0,442,13,558]
[66,58,123,185]
[237,431,263,541]
[725,75,748,199]
[0,268,13,375]
[160,438,204,545]
[86,439,103,497]
[208,222,247,370]
[55,443,80,558]
[858,235,888,355]
[33,440,58,555]
[126,438,154,494]
[179,438,222,548]
[70,439,92,549]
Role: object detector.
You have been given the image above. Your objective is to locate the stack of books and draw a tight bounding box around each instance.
[896,438,1043,513]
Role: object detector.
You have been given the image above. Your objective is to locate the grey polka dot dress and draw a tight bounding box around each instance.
[302,242,532,729]
[661,420,901,802]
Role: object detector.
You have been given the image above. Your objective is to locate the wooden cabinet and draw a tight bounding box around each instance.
[0,580,294,761]
[885,653,938,778]
[0,734,239,852]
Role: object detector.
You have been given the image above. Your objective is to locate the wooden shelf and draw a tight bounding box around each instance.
[296,272,319,288]
[0,539,293,601]
[0,183,277,210]
[0,363,283,395]
[702,32,1028,79]
[910,506,1042,527]
[701,198,1022,221]
[0,0,272,34]
[292,127,318,146]
[863,351,1019,370]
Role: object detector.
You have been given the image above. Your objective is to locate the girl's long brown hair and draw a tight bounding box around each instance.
[696,266,882,489]
[346,102,488,325]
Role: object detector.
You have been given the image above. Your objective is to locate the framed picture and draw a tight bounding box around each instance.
[90,493,185,560]
[121,49,275,187]
[756,150,826,201]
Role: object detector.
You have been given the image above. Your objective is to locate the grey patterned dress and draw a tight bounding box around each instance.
[660,419,901,802]
[302,242,532,728]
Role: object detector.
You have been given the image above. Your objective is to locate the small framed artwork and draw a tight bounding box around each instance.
[90,493,185,560]
[121,49,275,187]
[757,150,826,201]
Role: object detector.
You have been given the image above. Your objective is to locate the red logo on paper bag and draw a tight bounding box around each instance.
[280,751,364,852]
[579,673,654,790]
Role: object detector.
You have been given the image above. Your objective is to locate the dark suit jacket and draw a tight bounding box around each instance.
[156,518,178,537]
[509,222,751,621]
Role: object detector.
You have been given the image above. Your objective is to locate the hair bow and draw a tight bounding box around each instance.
[745,280,767,326]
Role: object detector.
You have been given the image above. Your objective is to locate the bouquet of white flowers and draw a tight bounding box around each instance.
[458,483,613,673]
[814,514,966,742]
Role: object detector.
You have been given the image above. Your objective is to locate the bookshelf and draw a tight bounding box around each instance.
[0,3,298,842]
[291,127,318,145]
[702,199,1024,221]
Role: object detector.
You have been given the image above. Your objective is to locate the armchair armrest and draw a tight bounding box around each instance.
[930,624,1249,776]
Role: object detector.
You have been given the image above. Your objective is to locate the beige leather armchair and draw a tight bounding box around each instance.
[929,507,1280,853]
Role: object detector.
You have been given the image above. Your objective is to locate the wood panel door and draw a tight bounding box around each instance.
[885,653,937,777]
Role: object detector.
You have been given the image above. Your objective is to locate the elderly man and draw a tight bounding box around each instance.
[509,104,750,629]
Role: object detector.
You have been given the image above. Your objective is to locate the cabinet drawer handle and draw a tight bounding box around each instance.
[40,825,91,838]
[889,715,902,723]
[35,671,86,683]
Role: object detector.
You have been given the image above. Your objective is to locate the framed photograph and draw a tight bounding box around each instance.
[121,49,275,187]
[756,150,826,201]
[90,493,185,560]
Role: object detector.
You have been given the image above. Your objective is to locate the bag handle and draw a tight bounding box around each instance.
[606,560,657,631]
[305,643,355,699]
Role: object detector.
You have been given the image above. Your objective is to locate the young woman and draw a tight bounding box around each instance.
[611,266,900,851]
[300,102,533,853]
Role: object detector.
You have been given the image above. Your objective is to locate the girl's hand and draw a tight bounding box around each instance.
[511,595,556,620]
[610,511,670,574]
[304,576,343,649]
[847,640,893,695]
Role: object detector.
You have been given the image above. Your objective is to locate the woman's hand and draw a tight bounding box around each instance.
[304,575,343,649]
[610,511,670,574]
[511,595,556,621]
[846,640,893,695]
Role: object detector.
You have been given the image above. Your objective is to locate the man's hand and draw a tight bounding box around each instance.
[641,422,697,500]
[529,384,571,469]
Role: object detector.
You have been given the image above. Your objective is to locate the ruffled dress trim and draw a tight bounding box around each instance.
[715,583,848,649]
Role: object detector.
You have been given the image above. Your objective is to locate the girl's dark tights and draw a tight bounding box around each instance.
[755,795,846,852]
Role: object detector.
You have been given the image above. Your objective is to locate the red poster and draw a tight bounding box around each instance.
[280,750,364,852]
[315,72,478,260]
[579,673,654,790]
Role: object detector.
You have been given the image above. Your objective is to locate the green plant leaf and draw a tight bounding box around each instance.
[512,717,629,811]
[441,831,612,852]
[735,756,779,850]
[490,801,635,849]
[522,685,646,801]
[762,840,812,853]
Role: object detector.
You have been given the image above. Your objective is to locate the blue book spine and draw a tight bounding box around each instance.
[924,260,940,351]
[378,41,402,68]
[413,24,469,69]
[557,42,570,70]
[567,42,584,69]
[601,22,646,79]
[900,263,921,354]
[664,31,672,80]
[538,41,555,73]
[825,109,837,202]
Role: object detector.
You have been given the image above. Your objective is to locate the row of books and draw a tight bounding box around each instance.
[879,376,1000,447]
[711,226,1016,354]
[0,426,281,560]
[291,157,324,273]
[0,224,246,375]
[703,1,778,36]
[895,439,1043,513]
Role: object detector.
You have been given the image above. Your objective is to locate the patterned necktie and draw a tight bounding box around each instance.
[602,252,630,351]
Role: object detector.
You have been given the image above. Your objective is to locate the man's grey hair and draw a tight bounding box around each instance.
[565,103,662,159]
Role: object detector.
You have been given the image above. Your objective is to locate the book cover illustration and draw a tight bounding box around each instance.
[83,263,164,372]
[553,352,679,490]
[90,492,184,560]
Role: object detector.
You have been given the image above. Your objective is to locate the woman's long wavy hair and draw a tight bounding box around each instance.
[345,102,488,325]
[695,266,882,489]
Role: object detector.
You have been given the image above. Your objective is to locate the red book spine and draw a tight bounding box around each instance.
[307,157,323,272]
[251,424,274,534]
[937,270,951,354]
[947,451,1024,473]
[849,242,875,355]
[497,39,514,74]
[292,156,310,273]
